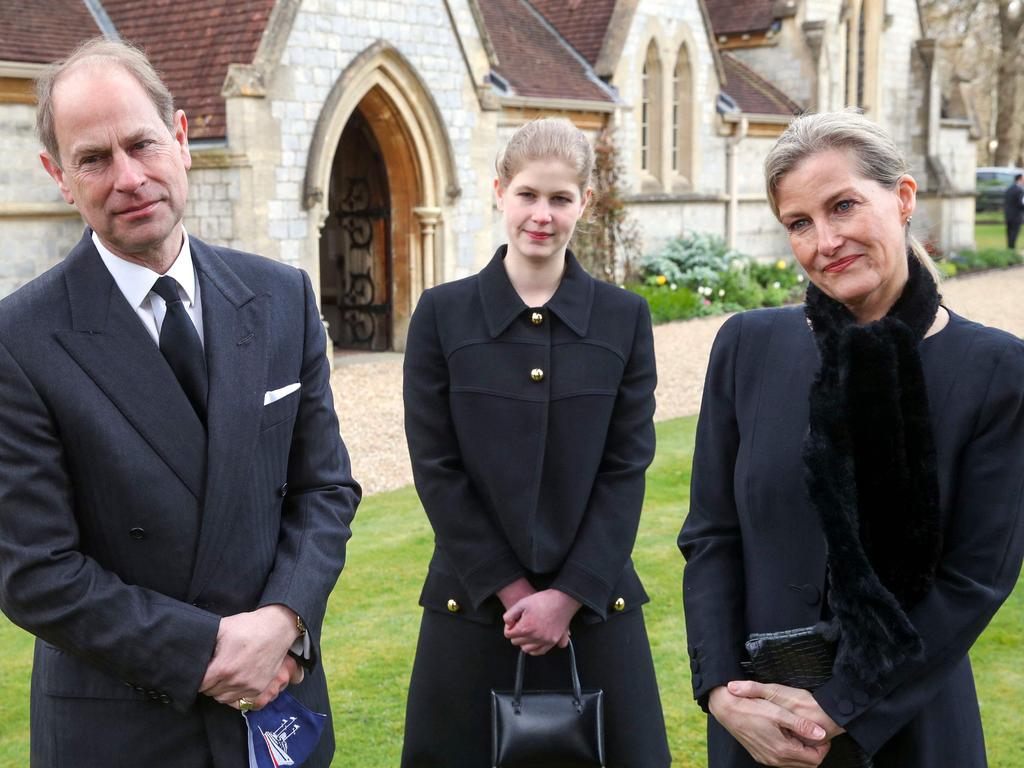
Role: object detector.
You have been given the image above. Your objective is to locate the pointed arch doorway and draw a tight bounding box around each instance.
[319,108,393,350]
[306,43,459,352]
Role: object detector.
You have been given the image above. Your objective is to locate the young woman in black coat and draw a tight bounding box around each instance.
[400,118,671,767]
[679,110,1024,767]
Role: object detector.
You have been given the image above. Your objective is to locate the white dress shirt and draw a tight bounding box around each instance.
[93,230,204,347]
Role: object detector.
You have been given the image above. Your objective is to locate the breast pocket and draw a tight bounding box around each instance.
[260,386,301,431]
[550,341,624,400]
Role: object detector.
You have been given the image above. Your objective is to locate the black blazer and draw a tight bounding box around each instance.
[403,247,657,624]
[1004,183,1024,223]
[0,232,360,768]
[679,306,1024,765]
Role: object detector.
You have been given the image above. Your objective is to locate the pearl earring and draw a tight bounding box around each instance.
[905,216,913,227]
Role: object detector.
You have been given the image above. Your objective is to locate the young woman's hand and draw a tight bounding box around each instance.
[502,589,581,655]
[496,577,537,611]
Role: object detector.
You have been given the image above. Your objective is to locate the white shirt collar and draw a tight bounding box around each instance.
[93,229,197,309]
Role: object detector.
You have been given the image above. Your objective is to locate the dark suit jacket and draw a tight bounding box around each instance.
[1004,183,1024,224]
[403,247,657,624]
[678,306,1024,766]
[0,231,360,767]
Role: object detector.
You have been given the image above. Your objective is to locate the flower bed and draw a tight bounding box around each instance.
[630,233,1023,325]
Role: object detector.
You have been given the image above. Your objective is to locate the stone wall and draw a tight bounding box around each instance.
[0,102,83,299]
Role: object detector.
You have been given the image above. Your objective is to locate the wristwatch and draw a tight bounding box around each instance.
[296,614,307,637]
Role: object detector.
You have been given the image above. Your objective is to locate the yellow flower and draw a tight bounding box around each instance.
[775,259,787,270]
[656,275,667,285]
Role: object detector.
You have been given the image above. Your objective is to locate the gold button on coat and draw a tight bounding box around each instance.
[530,368,544,382]
[446,599,460,613]
[531,312,544,325]
[613,597,626,612]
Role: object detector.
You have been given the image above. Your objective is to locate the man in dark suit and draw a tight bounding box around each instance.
[1003,172,1024,249]
[0,38,359,767]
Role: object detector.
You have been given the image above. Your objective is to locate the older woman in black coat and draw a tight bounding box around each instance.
[679,110,1024,767]
[400,118,671,767]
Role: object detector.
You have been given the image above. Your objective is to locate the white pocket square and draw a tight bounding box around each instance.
[264,382,301,405]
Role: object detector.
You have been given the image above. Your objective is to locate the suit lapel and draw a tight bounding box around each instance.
[187,238,269,600]
[55,234,207,498]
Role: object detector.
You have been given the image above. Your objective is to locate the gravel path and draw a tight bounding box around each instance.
[332,266,1024,495]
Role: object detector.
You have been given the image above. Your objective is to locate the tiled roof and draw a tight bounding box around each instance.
[478,0,615,103]
[0,0,100,64]
[704,0,775,36]
[525,0,617,65]
[102,0,275,139]
[721,52,801,116]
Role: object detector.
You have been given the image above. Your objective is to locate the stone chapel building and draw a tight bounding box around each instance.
[0,0,974,351]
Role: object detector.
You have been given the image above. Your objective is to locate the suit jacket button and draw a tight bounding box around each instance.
[612,597,626,611]
[837,698,854,715]
[530,368,544,382]
[129,527,146,540]
[279,483,289,497]
[159,694,171,705]
[446,599,460,613]
[531,312,544,325]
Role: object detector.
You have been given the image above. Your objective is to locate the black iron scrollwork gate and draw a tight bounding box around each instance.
[332,177,392,348]
[319,110,393,351]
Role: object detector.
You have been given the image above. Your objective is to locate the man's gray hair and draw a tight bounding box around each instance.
[36,37,175,166]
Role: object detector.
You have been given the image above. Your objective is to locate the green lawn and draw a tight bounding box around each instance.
[1,416,1021,765]
[975,215,1009,251]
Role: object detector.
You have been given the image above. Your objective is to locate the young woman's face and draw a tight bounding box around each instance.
[495,159,590,264]
[775,148,916,322]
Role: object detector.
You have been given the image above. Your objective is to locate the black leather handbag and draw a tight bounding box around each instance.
[743,626,873,768]
[490,639,605,767]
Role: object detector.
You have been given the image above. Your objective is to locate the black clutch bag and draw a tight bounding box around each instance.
[491,639,605,767]
[743,626,873,768]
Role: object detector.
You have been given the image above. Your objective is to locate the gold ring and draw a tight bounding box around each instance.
[238,697,253,712]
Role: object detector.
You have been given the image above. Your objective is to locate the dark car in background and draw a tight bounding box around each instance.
[976,167,1024,213]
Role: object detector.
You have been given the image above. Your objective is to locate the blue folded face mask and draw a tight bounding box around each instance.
[243,691,327,768]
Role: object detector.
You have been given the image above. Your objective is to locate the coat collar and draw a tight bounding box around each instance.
[57,230,207,497]
[478,245,595,337]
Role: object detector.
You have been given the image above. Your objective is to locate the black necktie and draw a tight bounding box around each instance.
[151,275,208,422]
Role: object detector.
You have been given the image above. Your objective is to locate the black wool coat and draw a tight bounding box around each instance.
[403,246,657,624]
[679,306,1024,766]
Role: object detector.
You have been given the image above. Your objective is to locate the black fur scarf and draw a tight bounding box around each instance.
[803,255,943,690]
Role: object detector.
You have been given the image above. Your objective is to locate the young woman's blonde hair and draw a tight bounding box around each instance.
[764,109,941,283]
[495,118,595,194]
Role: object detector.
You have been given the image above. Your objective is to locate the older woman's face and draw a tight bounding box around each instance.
[775,148,916,322]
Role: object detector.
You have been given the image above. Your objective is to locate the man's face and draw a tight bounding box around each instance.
[41,64,191,269]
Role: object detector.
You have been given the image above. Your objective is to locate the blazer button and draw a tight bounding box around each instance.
[446,599,460,613]
[129,527,146,540]
[612,597,626,612]
[279,483,289,497]
[837,698,854,715]
[159,694,172,705]
[530,312,544,325]
[530,368,544,382]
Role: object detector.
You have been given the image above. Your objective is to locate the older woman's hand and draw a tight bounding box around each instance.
[727,680,845,739]
[502,589,581,655]
[708,685,831,767]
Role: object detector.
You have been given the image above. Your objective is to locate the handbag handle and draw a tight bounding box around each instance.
[512,639,584,714]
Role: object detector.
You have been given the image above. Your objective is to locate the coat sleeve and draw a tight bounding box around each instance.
[812,338,1024,755]
[403,289,526,609]
[550,299,658,619]
[676,313,750,709]
[257,269,361,664]
[0,337,220,714]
